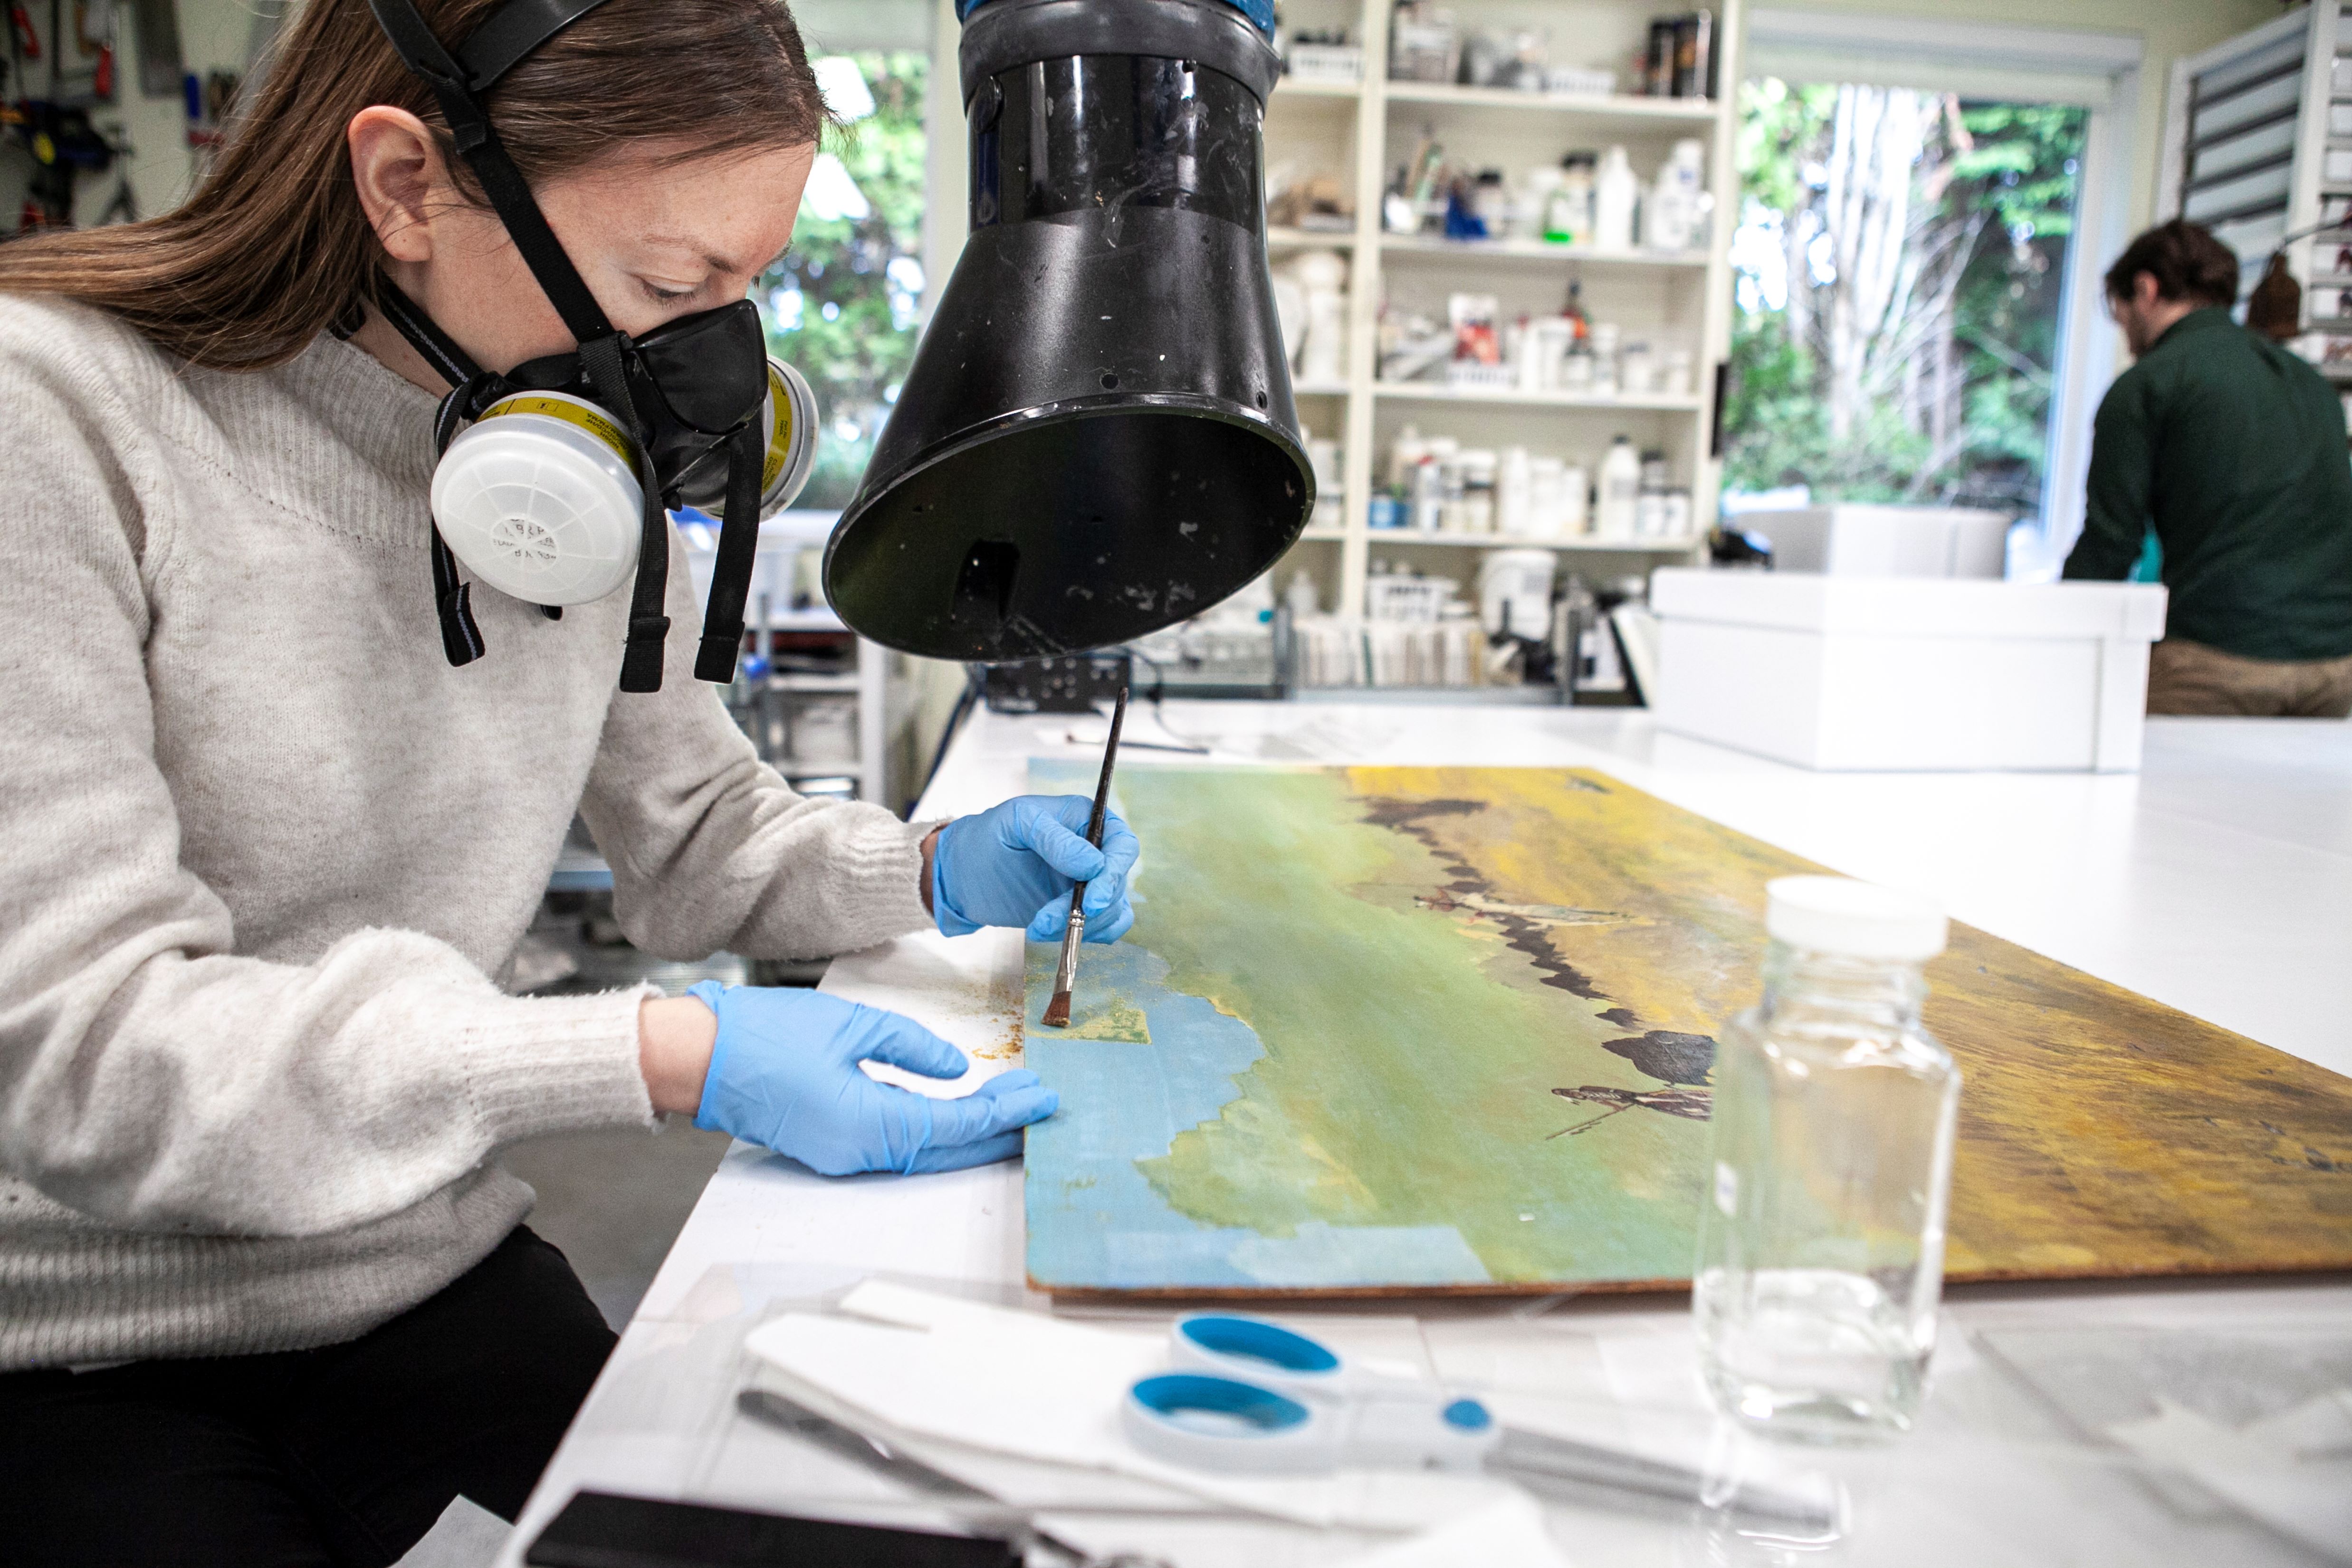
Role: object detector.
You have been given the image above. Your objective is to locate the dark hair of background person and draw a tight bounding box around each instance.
[0,0,829,371]
[2102,219,2241,311]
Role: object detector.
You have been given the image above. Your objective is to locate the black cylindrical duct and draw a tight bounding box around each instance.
[823,0,1314,662]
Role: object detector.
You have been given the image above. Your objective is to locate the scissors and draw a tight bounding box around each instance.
[1121,1314,1837,1531]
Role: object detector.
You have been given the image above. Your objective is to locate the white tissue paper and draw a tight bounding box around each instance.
[741,1281,1511,1533]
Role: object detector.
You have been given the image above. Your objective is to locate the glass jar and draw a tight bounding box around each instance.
[1694,876,1960,1441]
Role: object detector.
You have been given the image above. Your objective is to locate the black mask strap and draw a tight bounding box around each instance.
[573,332,673,693]
[367,0,615,346]
[372,0,663,678]
[693,421,767,684]
[376,279,525,663]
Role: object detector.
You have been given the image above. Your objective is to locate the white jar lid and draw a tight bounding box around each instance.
[1766,876,1947,960]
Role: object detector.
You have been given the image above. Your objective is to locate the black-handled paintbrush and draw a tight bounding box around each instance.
[1040,685,1128,1029]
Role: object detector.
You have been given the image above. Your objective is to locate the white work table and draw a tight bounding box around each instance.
[498,704,2352,1568]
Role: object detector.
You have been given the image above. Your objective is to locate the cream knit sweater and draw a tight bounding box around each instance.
[0,296,933,1370]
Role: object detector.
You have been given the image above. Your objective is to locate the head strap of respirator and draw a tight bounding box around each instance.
[366,0,802,692]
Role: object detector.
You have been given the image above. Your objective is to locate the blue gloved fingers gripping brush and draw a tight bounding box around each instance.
[1040,685,1128,1028]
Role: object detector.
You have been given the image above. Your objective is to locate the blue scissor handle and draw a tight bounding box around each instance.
[1174,1314,1344,1391]
[1132,1314,1502,1476]
[1121,1373,1339,1475]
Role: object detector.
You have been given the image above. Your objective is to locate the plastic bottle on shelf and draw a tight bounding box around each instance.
[1519,165,1562,239]
[1619,340,1656,395]
[1472,169,1512,239]
[1636,447,1672,535]
[1647,139,1706,253]
[1413,435,1457,532]
[1663,347,1695,396]
[1285,570,1321,620]
[1388,423,1426,489]
[1525,455,1565,537]
[1662,488,1693,539]
[1562,277,1590,335]
[1594,145,1639,251]
[1561,337,1594,391]
[1497,447,1533,535]
[1588,321,1621,397]
[1560,461,1590,536]
[1597,436,1640,538]
[1640,447,1671,495]
[1546,151,1598,244]
[1557,279,1594,391]
[1435,451,1470,532]
[1295,249,1349,383]
[1459,449,1498,533]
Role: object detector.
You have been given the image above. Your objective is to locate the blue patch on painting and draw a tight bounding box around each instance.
[1021,893,1489,1293]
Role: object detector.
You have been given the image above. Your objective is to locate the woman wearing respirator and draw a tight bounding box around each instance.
[0,2,1137,1562]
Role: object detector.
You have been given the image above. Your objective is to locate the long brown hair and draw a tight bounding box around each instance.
[0,0,828,371]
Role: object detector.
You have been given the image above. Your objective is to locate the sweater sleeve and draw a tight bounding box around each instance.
[2064,371,2156,582]
[0,326,654,1241]
[577,531,935,964]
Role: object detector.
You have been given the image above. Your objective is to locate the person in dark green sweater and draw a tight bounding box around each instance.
[2064,220,2352,717]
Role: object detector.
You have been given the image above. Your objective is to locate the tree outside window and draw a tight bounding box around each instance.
[756,50,929,511]
[1724,78,2088,523]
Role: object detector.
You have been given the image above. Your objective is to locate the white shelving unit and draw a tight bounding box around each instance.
[1263,0,1742,618]
[684,510,890,804]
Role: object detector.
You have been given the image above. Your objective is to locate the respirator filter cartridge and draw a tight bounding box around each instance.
[430,391,646,606]
[735,357,821,518]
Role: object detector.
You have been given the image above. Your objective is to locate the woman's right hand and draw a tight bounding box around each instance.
[638,982,1058,1176]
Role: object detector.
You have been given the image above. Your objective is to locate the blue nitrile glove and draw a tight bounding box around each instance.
[932,795,1140,944]
[686,981,1057,1176]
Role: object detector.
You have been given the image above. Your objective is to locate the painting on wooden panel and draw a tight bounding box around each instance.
[1020,763,2352,1298]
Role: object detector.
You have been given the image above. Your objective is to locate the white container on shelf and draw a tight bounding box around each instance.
[1596,436,1640,537]
[1479,549,1557,641]
[1594,146,1639,251]
[1559,462,1590,536]
[1294,249,1350,384]
[1524,456,1566,537]
[1497,446,1534,535]
[1649,571,2169,773]
[1741,505,2013,578]
[1286,42,1363,83]
[1647,138,1707,252]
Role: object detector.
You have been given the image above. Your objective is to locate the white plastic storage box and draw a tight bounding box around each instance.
[1736,504,2012,578]
[1650,570,2168,773]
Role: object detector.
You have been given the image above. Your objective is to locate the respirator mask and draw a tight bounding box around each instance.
[366,0,817,691]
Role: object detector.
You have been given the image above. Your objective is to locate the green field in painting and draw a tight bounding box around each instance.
[1126,767,1704,1282]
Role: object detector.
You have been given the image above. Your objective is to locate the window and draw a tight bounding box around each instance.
[1725,82,2089,522]
[1726,12,2142,570]
[754,47,930,509]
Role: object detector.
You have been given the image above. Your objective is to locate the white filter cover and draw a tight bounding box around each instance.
[430,413,643,606]
[1766,876,1947,960]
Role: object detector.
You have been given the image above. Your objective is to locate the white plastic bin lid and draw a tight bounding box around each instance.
[1649,569,2168,642]
[1766,876,1948,960]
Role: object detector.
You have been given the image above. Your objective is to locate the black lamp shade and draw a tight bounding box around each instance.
[823,0,1314,661]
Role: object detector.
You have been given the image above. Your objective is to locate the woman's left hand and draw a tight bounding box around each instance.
[929,795,1140,943]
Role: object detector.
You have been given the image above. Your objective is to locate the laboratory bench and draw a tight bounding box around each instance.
[494,703,2352,1568]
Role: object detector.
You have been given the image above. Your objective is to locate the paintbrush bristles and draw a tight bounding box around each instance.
[1036,686,1128,1035]
[1042,912,1085,1028]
